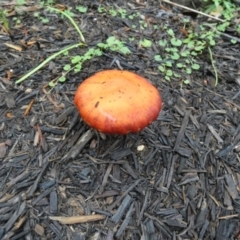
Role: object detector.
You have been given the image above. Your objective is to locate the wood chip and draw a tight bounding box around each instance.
[49,214,105,224]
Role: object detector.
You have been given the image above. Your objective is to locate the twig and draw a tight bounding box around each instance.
[162,0,225,22]
[208,47,218,86]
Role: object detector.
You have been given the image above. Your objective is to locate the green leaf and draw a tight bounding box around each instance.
[83,53,92,60]
[167,29,174,37]
[154,55,162,61]
[109,9,118,17]
[97,43,107,48]
[183,38,191,43]
[140,39,152,47]
[165,76,170,81]
[86,48,96,55]
[192,63,200,70]
[166,69,173,76]
[98,6,105,13]
[186,68,192,74]
[158,65,165,72]
[74,69,81,73]
[174,72,181,78]
[94,48,103,56]
[59,76,66,82]
[177,63,183,68]
[194,45,204,51]
[64,9,75,17]
[184,79,190,84]
[165,61,172,67]
[76,6,88,13]
[159,39,167,47]
[119,47,131,54]
[41,18,49,23]
[49,81,56,87]
[74,63,82,73]
[169,47,178,52]
[170,38,182,46]
[63,64,71,71]
[181,51,190,57]
[106,36,116,45]
[171,52,180,60]
[191,51,197,56]
[63,50,69,56]
[71,56,82,64]
[187,41,195,48]
[209,39,216,46]
[217,22,230,32]
[118,9,126,18]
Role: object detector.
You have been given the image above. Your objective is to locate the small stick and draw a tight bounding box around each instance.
[162,0,225,22]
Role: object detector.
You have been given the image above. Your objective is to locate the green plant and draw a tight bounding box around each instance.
[98,6,126,18]
[53,36,131,87]
[203,0,238,21]
[97,36,131,55]
[33,12,50,23]
[156,27,203,82]
[15,43,83,84]
[48,35,131,87]
[15,6,131,88]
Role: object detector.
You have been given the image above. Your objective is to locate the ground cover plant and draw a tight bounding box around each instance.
[2,0,237,87]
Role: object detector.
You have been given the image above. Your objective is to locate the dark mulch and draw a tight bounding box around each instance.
[0,0,240,239]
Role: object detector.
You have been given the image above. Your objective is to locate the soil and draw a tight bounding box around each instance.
[0,0,240,239]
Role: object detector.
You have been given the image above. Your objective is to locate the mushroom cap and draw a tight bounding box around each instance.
[74,70,162,134]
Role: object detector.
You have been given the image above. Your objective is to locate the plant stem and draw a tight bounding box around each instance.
[47,6,85,43]
[208,46,218,86]
[0,9,9,31]
[15,43,83,84]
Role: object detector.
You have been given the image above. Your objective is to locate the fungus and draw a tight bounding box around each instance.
[74,70,162,134]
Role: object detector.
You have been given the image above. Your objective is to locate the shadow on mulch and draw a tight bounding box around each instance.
[0,0,240,239]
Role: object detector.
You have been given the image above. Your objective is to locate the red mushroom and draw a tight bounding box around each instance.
[74,70,162,134]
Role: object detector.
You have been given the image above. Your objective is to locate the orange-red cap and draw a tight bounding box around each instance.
[74,70,162,134]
